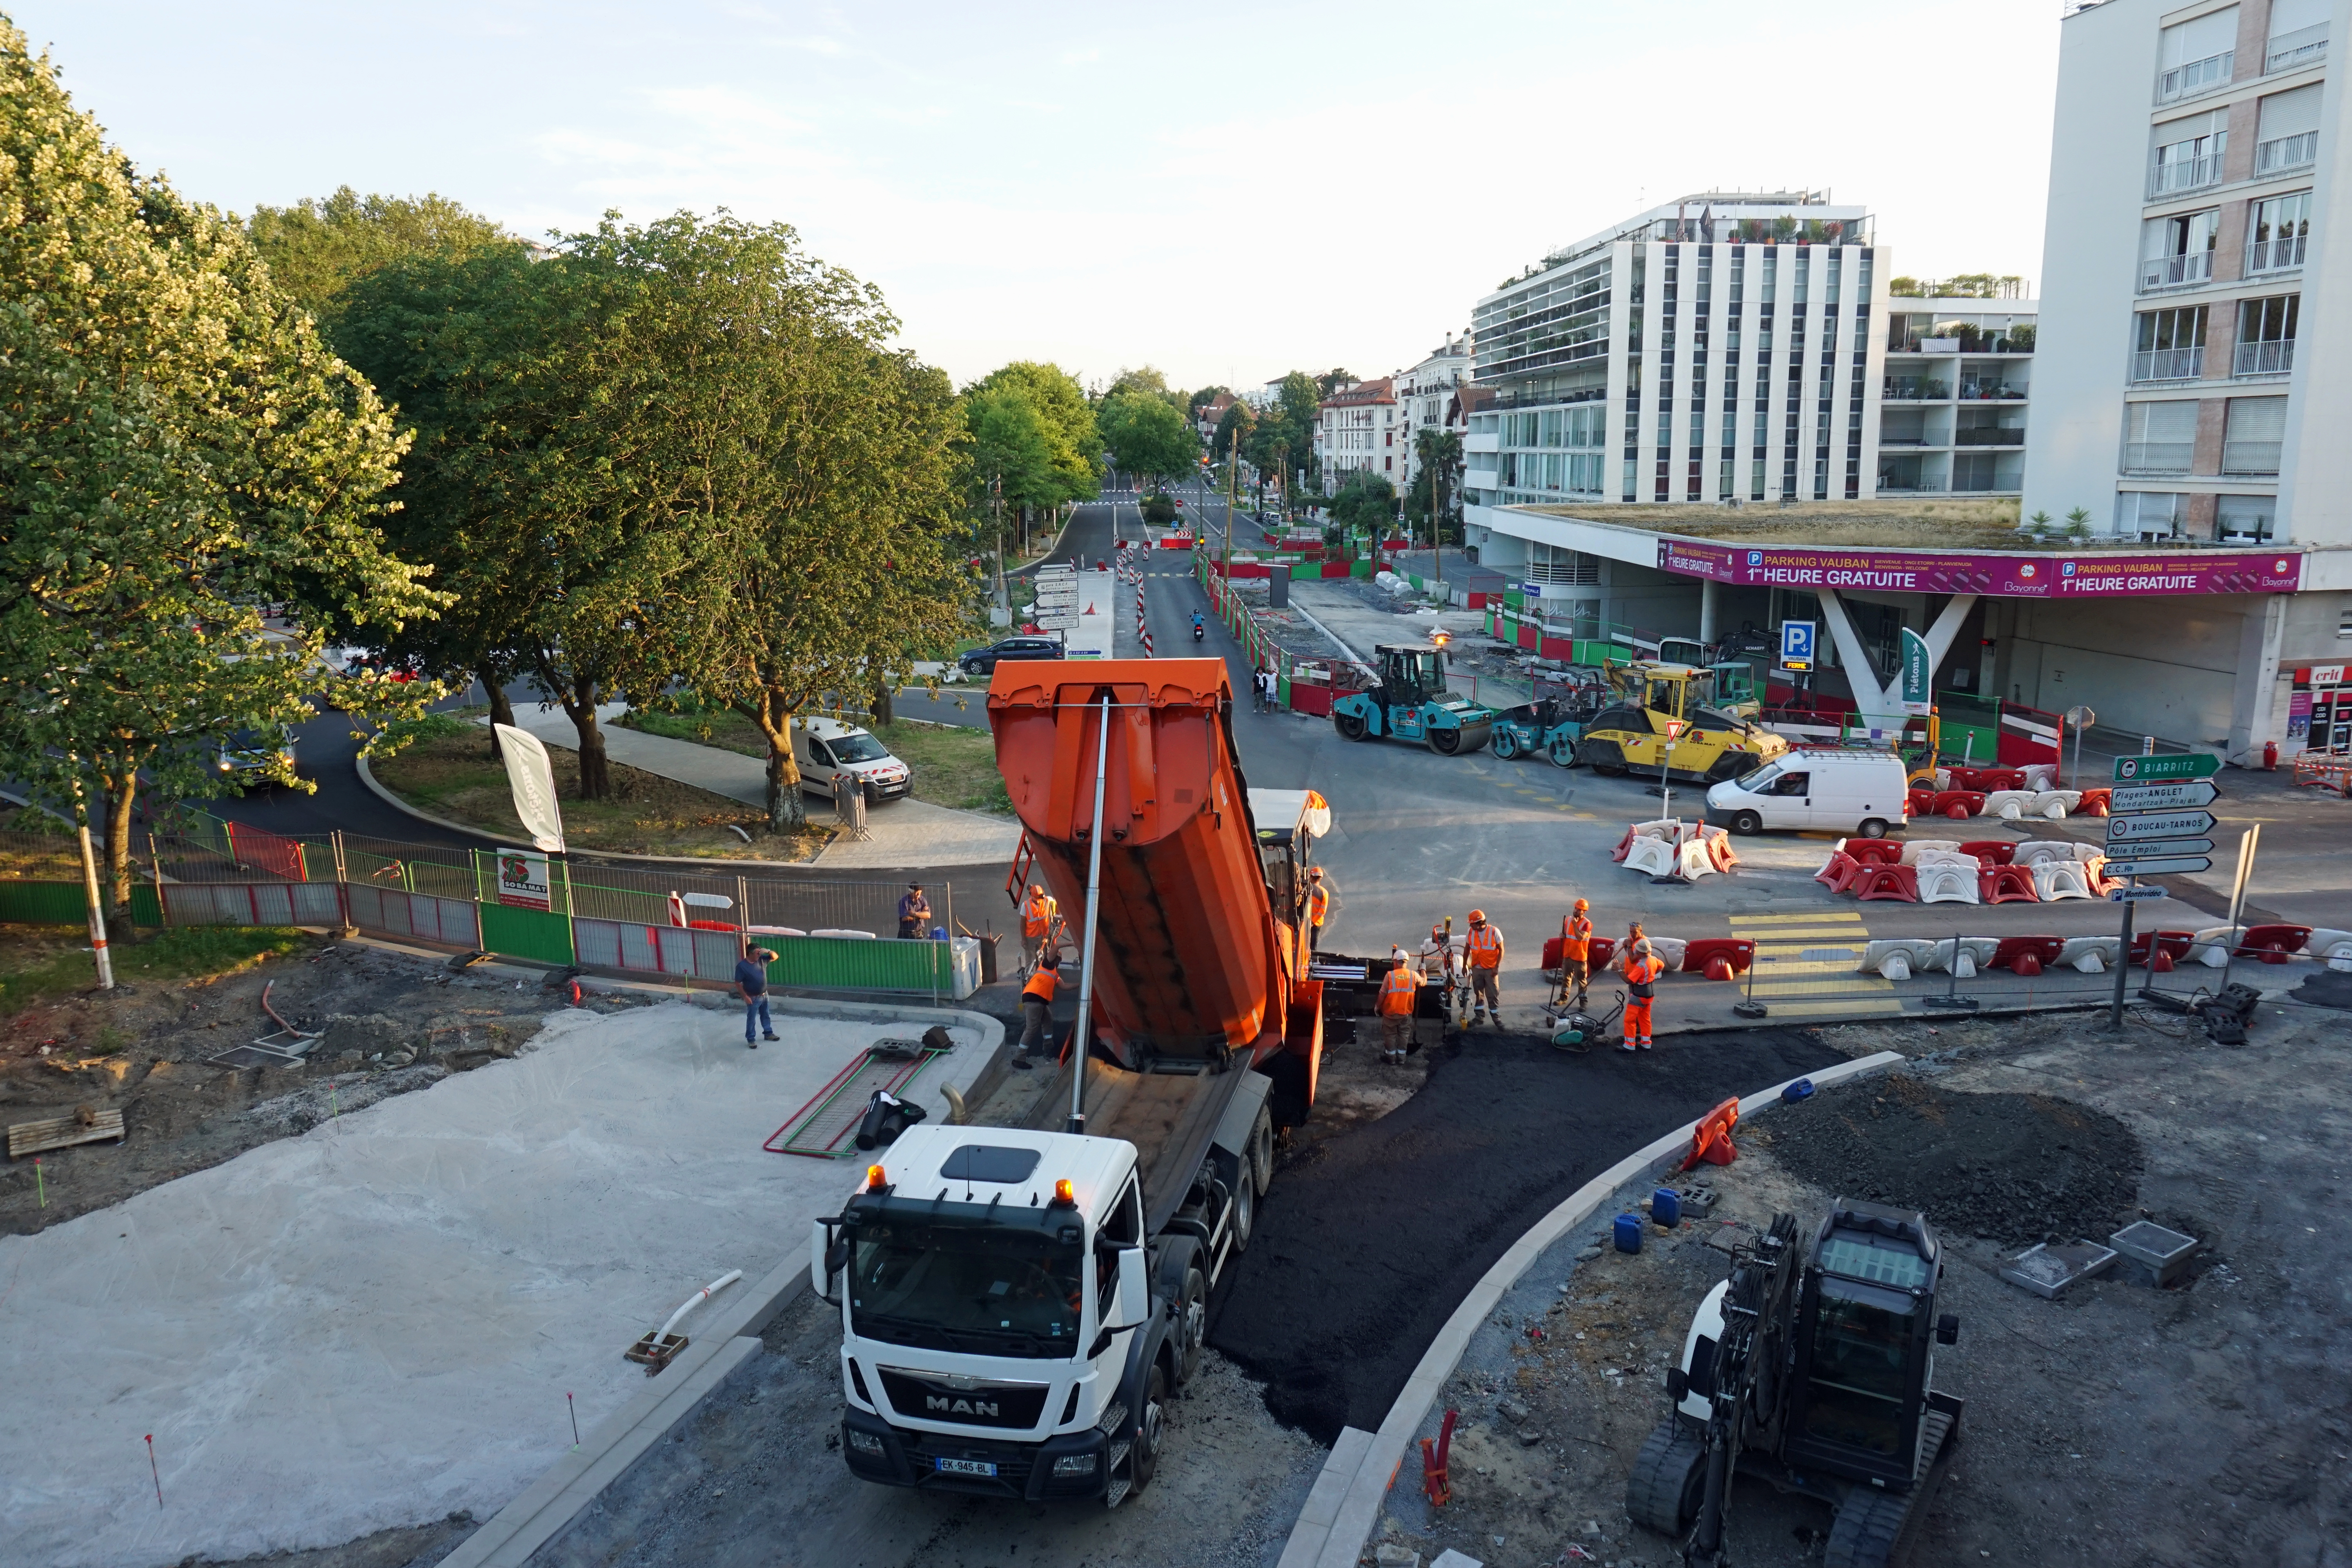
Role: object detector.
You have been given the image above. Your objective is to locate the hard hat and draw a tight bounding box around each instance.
[1309,867,1323,878]
[1573,898,1589,911]
[1468,909,1486,924]
[1634,938,1652,954]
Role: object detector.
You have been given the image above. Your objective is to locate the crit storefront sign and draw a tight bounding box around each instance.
[1655,539,2303,597]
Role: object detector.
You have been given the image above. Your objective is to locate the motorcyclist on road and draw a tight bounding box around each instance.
[1192,610,1206,641]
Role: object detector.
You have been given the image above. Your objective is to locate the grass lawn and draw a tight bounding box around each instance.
[371,730,828,861]
[0,923,309,1015]
[617,709,1013,817]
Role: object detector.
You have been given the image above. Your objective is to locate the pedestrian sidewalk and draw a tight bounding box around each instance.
[495,704,1021,870]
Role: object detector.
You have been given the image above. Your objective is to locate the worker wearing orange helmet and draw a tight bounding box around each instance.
[1376,946,1420,1063]
[1561,899,1594,1006]
[1305,868,1330,953]
[1021,884,1060,974]
[1464,909,1504,1027]
[1622,937,1664,1052]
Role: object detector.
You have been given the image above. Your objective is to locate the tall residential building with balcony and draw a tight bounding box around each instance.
[1313,377,1397,489]
[1393,332,1471,496]
[2029,0,2338,543]
[1459,192,1887,517]
[1876,296,2036,497]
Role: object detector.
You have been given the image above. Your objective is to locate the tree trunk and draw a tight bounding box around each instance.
[871,684,894,727]
[481,663,516,760]
[105,769,140,919]
[559,675,610,800]
[753,693,806,830]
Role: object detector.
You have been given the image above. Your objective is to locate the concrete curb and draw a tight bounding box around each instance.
[1275,1048,1908,1568]
[432,999,1003,1567]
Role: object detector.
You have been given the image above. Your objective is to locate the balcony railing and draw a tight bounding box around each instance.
[2123,442,2194,474]
[1954,428,2025,446]
[2132,347,2205,381]
[2140,251,2214,291]
[1957,384,2029,400]
[2247,234,2308,272]
[2234,339,2296,376]
[1878,436,1929,446]
[2266,22,2328,72]
[2152,153,2225,195]
[2257,132,2318,174]
[1882,382,1951,401]
[1876,480,1948,494]
[2158,50,2232,100]
[2223,440,2284,475]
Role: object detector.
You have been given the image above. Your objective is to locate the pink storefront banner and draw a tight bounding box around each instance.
[1653,538,2303,597]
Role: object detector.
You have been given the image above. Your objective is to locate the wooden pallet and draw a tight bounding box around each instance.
[8,1108,126,1159]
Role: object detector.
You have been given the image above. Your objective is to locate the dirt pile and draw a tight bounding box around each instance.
[1758,1071,2143,1246]
[1207,1026,1843,1443]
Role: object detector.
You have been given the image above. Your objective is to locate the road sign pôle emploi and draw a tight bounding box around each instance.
[2112,753,2221,783]
[2103,838,2214,858]
[2105,810,2218,841]
[2107,780,2220,812]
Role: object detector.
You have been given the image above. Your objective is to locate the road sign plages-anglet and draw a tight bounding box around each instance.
[2106,779,2220,811]
[2111,753,2221,783]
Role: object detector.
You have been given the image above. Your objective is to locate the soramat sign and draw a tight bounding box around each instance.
[1654,539,2302,599]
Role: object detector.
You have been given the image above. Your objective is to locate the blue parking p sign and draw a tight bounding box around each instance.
[1780,620,1815,670]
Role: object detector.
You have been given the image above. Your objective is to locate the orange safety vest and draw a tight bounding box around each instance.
[1626,955,1662,1000]
[1023,969,1058,1004]
[1562,915,1592,962]
[1023,894,1056,940]
[1466,924,1503,970]
[1377,965,1419,1016]
[1306,884,1329,926]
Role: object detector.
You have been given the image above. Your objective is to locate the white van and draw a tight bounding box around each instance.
[795,717,912,804]
[1704,748,1911,838]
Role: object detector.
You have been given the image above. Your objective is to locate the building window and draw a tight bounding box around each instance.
[2267,0,2329,73]
[2115,490,2186,539]
[2256,83,2322,172]
[2235,294,2299,375]
[2132,305,2207,381]
[2216,493,2276,541]
[2122,399,2198,475]
[2152,113,2228,194]
[2249,192,2312,272]
[2158,6,2237,100]
[2223,396,2287,474]
[2141,209,2218,290]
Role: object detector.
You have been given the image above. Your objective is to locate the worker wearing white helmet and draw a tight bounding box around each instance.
[1376,947,1420,1065]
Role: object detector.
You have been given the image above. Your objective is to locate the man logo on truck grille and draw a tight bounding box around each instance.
[927,1395,1000,1417]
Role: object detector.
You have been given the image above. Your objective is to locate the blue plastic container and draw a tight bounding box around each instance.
[1651,1187,1682,1229]
[1781,1078,1816,1103]
[1613,1212,1644,1254]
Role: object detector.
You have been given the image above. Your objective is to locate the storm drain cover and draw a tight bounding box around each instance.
[2000,1239,2118,1299]
[2109,1220,2198,1286]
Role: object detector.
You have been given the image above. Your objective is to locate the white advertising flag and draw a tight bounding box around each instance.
[492,723,567,853]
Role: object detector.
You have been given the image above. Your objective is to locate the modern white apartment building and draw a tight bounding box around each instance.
[1313,376,1398,489]
[1877,295,2037,497]
[1393,332,1471,495]
[2026,0,2352,755]
[1460,192,1887,514]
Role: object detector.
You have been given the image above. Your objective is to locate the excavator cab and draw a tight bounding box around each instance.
[1710,661,1760,717]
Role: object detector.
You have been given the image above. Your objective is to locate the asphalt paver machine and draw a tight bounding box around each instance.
[1628,1200,1965,1568]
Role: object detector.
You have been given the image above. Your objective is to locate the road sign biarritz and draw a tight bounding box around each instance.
[2107,780,2220,812]
[2112,753,2221,783]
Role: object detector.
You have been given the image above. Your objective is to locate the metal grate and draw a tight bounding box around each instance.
[765,1045,946,1158]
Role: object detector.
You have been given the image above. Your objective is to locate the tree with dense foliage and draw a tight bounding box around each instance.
[1327,470,1398,535]
[0,23,446,909]
[1212,399,1254,461]
[1098,386,1199,480]
[968,361,1099,501]
[1405,427,1464,539]
[1314,368,1356,398]
[249,186,513,319]
[1106,365,1181,407]
[1242,370,1323,503]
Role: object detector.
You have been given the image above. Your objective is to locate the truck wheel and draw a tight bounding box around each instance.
[1429,727,1463,755]
[1176,1265,1206,1385]
[1625,1417,1707,1536]
[1824,1484,1910,1568]
[1249,1102,1274,1196]
[1335,711,1369,741]
[1230,1174,1255,1254]
[1731,809,1762,835]
[1129,1365,1167,1494]
[1492,729,1521,760]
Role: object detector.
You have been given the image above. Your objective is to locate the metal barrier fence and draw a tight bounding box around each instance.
[158,880,346,928]
[345,883,482,949]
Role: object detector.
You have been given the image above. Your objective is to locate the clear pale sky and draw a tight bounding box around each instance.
[21,1,2061,394]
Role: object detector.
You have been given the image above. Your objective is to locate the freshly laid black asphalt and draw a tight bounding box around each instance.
[1206,1027,1845,1444]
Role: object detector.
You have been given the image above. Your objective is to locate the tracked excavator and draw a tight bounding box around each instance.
[819,659,1325,1506]
[1627,1200,1965,1568]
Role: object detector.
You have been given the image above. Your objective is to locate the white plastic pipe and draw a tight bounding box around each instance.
[656,1269,743,1341]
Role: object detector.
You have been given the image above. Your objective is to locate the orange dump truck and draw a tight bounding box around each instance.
[818,659,1326,1505]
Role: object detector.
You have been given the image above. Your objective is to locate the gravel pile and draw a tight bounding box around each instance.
[1760,1071,2143,1247]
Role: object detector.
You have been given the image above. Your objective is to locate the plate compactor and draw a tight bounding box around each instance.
[1628,1201,1964,1568]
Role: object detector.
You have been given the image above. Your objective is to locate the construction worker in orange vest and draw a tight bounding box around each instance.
[1376,947,1419,1063]
[1622,937,1663,1052]
[1464,910,1504,1027]
[1013,963,1058,1070]
[1560,899,1594,1006]
[1021,884,1060,974]
[1305,868,1330,953]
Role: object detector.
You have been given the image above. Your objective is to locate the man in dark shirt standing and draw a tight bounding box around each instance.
[898,882,931,940]
[737,940,779,1048]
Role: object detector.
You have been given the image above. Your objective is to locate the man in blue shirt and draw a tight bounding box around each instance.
[736,941,779,1047]
[897,883,931,940]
